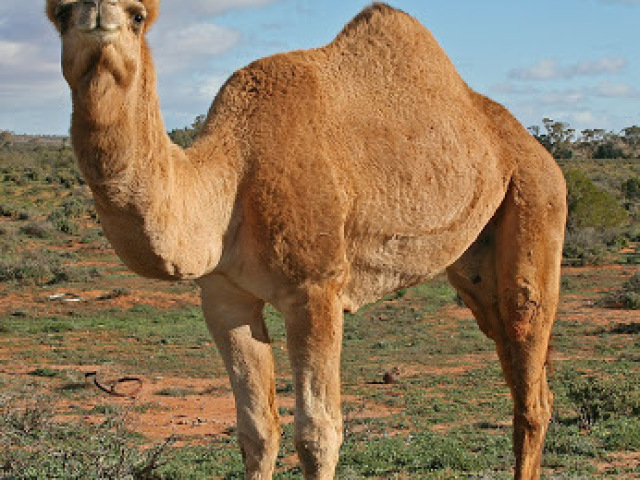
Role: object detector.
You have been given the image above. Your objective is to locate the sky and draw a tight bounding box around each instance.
[0,0,638,136]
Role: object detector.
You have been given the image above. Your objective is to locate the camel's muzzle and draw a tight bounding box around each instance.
[77,0,122,33]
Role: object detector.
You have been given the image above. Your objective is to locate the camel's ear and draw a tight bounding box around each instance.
[140,0,159,32]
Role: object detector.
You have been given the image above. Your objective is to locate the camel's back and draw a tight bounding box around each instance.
[204,4,537,309]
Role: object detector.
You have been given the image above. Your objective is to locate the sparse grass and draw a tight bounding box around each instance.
[0,270,638,478]
[0,396,176,479]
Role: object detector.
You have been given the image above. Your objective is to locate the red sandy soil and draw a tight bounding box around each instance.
[1,265,637,448]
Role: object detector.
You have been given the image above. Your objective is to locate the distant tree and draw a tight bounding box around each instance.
[530,119,575,159]
[168,114,206,148]
[580,129,606,144]
[622,126,640,147]
[543,118,575,159]
[530,120,640,160]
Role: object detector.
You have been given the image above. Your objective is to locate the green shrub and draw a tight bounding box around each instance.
[0,252,60,284]
[19,222,54,239]
[0,250,100,285]
[0,229,19,254]
[0,398,56,440]
[565,374,640,428]
[562,228,629,266]
[47,210,79,235]
[594,142,626,160]
[599,272,640,309]
[60,196,93,218]
[28,368,62,378]
[565,169,629,231]
[623,176,640,200]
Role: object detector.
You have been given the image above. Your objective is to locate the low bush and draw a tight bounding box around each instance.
[19,221,54,239]
[564,373,640,428]
[563,169,631,265]
[565,169,628,231]
[47,210,79,235]
[0,250,100,285]
[599,272,640,309]
[562,228,625,266]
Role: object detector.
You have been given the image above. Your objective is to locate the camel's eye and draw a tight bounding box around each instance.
[133,13,145,24]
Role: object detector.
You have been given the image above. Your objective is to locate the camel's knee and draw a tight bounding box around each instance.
[500,283,542,341]
[295,414,343,479]
[514,408,550,434]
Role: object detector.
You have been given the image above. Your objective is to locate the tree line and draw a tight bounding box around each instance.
[528,118,640,160]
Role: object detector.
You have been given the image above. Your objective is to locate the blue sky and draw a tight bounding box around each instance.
[0,0,638,135]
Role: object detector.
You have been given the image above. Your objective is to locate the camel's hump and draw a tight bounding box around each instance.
[339,3,403,35]
[329,3,462,89]
[334,3,432,45]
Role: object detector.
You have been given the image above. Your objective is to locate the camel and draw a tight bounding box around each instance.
[45,1,567,479]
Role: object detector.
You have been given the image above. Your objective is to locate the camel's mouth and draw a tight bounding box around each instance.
[78,23,121,33]
[79,26,122,44]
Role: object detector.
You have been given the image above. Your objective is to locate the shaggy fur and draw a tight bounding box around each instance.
[46,1,567,479]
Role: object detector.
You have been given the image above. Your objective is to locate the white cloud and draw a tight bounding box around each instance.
[574,57,627,75]
[160,0,277,18]
[509,57,627,80]
[592,82,640,98]
[538,91,586,106]
[150,24,241,73]
[570,111,598,125]
[509,59,560,81]
[490,83,540,95]
[158,74,228,129]
[0,40,58,74]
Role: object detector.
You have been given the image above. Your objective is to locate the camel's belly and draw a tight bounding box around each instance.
[339,155,511,312]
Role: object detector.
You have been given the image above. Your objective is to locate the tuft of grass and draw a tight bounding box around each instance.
[155,387,198,397]
[19,221,54,239]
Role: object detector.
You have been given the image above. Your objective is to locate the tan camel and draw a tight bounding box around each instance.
[46,1,567,478]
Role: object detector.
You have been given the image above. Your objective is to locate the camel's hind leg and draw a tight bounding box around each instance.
[199,275,280,480]
[447,173,566,480]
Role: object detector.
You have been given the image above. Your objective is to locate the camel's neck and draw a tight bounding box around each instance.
[69,42,238,280]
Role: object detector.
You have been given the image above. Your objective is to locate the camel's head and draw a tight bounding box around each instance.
[46,0,159,88]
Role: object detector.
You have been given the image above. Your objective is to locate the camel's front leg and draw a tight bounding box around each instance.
[280,284,344,480]
[199,275,280,479]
